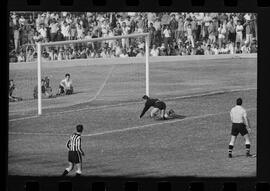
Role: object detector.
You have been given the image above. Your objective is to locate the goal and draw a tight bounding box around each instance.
[36,33,150,115]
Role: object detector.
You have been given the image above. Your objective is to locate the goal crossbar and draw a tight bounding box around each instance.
[36,33,150,115]
[41,33,150,46]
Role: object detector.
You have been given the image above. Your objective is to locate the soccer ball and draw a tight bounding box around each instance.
[168,109,175,116]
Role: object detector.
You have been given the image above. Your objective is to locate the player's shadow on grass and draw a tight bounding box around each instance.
[172,114,186,119]
[155,114,186,121]
[56,91,84,96]
[53,91,84,98]
[70,91,84,95]
[232,154,256,158]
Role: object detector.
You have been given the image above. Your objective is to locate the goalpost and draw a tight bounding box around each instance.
[36,33,150,115]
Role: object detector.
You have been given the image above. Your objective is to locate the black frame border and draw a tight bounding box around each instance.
[3,0,270,190]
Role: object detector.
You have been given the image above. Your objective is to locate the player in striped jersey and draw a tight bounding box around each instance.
[62,124,85,176]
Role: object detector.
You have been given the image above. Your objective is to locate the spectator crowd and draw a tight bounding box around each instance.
[9,12,257,62]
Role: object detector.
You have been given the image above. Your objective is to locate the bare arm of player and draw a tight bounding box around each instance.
[78,138,85,156]
[60,79,66,89]
[66,139,71,150]
[230,111,233,122]
[243,112,251,132]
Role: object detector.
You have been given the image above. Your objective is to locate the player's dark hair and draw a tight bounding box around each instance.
[65,73,70,77]
[76,124,83,133]
[236,98,242,105]
[142,95,149,100]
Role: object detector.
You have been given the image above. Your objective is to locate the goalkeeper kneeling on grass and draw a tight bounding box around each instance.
[57,73,74,96]
[140,95,169,120]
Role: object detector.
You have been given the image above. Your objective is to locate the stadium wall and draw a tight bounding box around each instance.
[9,53,257,70]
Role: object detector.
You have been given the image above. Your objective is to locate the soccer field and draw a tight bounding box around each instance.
[8,55,257,177]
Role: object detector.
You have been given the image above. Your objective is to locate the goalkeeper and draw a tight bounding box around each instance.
[140,95,168,120]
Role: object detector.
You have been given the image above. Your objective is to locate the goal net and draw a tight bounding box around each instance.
[9,33,150,116]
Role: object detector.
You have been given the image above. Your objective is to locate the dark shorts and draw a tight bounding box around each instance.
[66,89,73,95]
[228,32,236,42]
[59,85,73,95]
[155,101,166,110]
[59,85,65,94]
[231,123,248,136]
[68,151,82,164]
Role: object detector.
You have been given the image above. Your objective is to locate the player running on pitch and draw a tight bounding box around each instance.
[62,124,85,176]
[140,95,168,120]
[228,98,254,158]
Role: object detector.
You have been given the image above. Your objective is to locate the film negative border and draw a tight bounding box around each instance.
[6,0,269,11]
[13,0,270,7]
[3,0,270,190]
[7,178,270,190]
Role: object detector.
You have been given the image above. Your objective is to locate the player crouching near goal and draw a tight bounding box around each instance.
[140,95,171,120]
[62,124,85,176]
[228,98,254,158]
[33,77,54,99]
[57,73,74,96]
[9,80,23,102]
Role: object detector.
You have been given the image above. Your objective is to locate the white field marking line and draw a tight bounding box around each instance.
[83,108,256,137]
[9,108,256,137]
[9,87,257,122]
[9,132,70,136]
[9,85,256,114]
[165,87,256,101]
[7,85,247,115]
[88,65,115,102]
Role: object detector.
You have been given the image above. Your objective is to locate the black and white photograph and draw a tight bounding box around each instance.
[8,12,257,177]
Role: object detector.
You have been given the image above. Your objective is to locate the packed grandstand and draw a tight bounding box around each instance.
[9,12,257,62]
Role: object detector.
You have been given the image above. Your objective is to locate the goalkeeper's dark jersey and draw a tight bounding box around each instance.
[140,98,166,118]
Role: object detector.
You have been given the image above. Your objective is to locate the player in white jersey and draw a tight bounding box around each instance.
[57,73,74,95]
[228,98,253,158]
